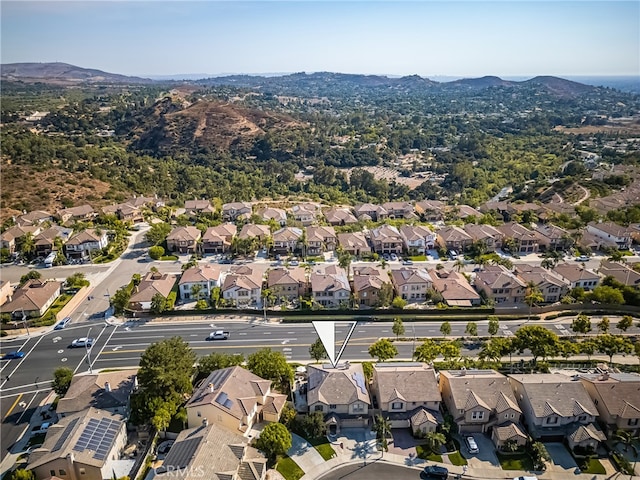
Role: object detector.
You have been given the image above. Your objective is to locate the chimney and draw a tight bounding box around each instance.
[460,367,467,376]
[202,418,208,427]
[208,383,214,393]
[104,382,111,392]
[601,372,609,381]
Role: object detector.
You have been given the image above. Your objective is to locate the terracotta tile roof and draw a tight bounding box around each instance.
[307,363,371,406]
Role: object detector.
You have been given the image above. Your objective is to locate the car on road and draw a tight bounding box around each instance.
[1,351,25,360]
[54,317,72,330]
[402,259,413,265]
[465,435,479,454]
[206,330,230,340]
[70,338,94,348]
[576,255,590,262]
[420,465,448,479]
[513,477,538,480]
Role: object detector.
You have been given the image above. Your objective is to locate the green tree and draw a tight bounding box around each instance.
[138,337,196,402]
[373,415,392,456]
[309,338,328,362]
[513,326,559,364]
[146,223,171,246]
[150,293,168,314]
[571,313,592,335]
[279,404,297,429]
[616,315,633,332]
[210,286,221,309]
[337,248,352,276]
[376,282,394,307]
[487,315,499,336]
[148,245,164,260]
[589,285,625,305]
[247,348,294,392]
[300,411,327,439]
[595,334,634,363]
[524,282,544,321]
[531,441,550,470]
[197,352,244,379]
[368,338,398,362]
[19,270,41,286]
[255,422,292,465]
[66,272,89,288]
[440,321,451,337]
[52,367,74,395]
[440,340,461,363]
[414,339,441,363]
[7,469,35,480]
[19,232,35,258]
[558,340,579,360]
[465,321,478,337]
[579,339,598,361]
[361,362,374,383]
[424,431,447,455]
[392,317,405,339]
[190,284,204,301]
[479,337,514,364]
[597,317,610,334]
[391,296,407,309]
[111,286,132,316]
[151,401,173,432]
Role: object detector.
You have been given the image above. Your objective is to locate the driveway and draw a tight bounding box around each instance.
[388,428,420,457]
[459,433,500,468]
[545,442,578,473]
[287,433,325,472]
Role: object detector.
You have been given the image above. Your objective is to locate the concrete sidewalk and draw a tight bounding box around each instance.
[287,433,326,472]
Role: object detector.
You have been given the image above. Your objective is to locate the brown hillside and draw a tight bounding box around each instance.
[1,163,115,223]
[134,98,301,152]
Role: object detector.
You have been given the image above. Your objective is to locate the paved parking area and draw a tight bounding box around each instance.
[388,428,420,457]
[460,433,500,468]
[545,442,578,473]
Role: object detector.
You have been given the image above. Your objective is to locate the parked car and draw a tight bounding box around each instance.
[70,338,94,348]
[513,477,538,480]
[402,259,414,265]
[54,317,72,330]
[390,253,398,261]
[576,255,590,262]
[382,253,391,261]
[31,422,52,435]
[448,250,458,260]
[1,351,25,360]
[465,435,479,454]
[421,465,449,479]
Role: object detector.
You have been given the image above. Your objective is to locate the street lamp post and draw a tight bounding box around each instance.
[85,327,93,373]
[12,308,30,336]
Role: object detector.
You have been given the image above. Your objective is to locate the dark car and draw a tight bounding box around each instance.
[54,317,72,330]
[2,351,26,360]
[421,465,449,479]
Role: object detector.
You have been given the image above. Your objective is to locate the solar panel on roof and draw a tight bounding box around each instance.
[72,416,121,461]
[224,399,234,409]
[215,392,228,405]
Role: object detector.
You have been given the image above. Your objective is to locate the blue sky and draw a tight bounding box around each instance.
[1,1,638,78]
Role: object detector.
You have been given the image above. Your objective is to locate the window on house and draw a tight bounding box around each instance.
[79,468,86,475]
[50,471,56,477]
[59,470,67,476]
[579,415,587,422]
[353,403,364,412]
[546,416,558,424]
[391,402,403,410]
[197,411,201,417]
[628,419,639,426]
[594,399,598,405]
[471,411,484,420]
[329,404,337,410]
[315,405,324,412]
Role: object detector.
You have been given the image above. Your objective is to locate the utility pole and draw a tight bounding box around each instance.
[21,308,30,337]
[85,327,93,373]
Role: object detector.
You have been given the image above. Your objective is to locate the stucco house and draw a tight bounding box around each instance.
[310,265,350,308]
[0,279,62,318]
[337,232,371,256]
[266,267,307,302]
[128,272,176,312]
[166,226,201,254]
[390,267,432,302]
[474,265,526,305]
[64,229,108,260]
[179,265,223,300]
[202,224,237,254]
[400,225,436,254]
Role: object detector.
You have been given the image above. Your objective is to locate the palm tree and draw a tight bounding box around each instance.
[190,284,204,302]
[373,415,392,457]
[19,232,36,259]
[524,281,544,321]
[453,258,465,272]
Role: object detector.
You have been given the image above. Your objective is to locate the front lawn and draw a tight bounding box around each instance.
[579,458,606,474]
[307,437,336,460]
[160,255,179,261]
[497,451,535,471]
[447,450,468,466]
[416,444,442,462]
[276,456,305,480]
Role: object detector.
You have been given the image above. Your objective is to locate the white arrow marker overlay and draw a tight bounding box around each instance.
[312,321,358,368]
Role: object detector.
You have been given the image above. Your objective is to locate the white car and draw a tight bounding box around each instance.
[70,337,94,348]
[465,436,479,454]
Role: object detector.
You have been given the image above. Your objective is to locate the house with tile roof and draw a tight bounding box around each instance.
[0,280,11,307]
[586,222,632,249]
[153,421,267,480]
[508,373,602,446]
[222,202,252,222]
[372,363,442,435]
[323,207,358,226]
[256,207,287,226]
[463,224,504,253]
[351,266,390,307]
[56,204,96,224]
[291,203,319,226]
[447,204,482,220]
[128,272,177,312]
[64,229,108,260]
[514,265,570,303]
[534,224,574,252]
[57,369,138,418]
[28,408,128,480]
[266,267,307,302]
[429,270,481,307]
[382,201,416,220]
[221,266,263,307]
[474,265,526,304]
[185,366,286,435]
[166,226,201,254]
[179,265,223,300]
[16,210,52,227]
[436,226,473,252]
[497,222,539,255]
[306,363,371,434]
[34,226,73,257]
[0,279,62,318]
[184,199,216,217]
[414,200,445,222]
[272,227,303,254]
[553,263,600,291]
[439,369,524,448]
[305,226,337,255]
[598,260,640,287]
[0,225,41,254]
[337,232,370,256]
[579,372,640,436]
[399,225,436,254]
[238,224,271,243]
[370,225,404,255]
[354,203,388,222]
[390,267,432,303]
[202,224,237,254]
[102,202,144,223]
[310,266,350,308]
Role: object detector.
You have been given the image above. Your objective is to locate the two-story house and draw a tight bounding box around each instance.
[0,279,62,318]
[370,225,404,255]
[179,265,223,300]
[34,226,73,257]
[306,363,371,434]
[553,263,601,291]
[429,270,481,307]
[497,222,539,255]
[267,267,307,302]
[222,202,253,222]
[56,204,96,224]
[400,225,436,255]
[184,199,216,217]
[305,226,337,256]
[238,224,271,244]
[436,226,473,253]
[323,207,358,226]
[291,203,319,226]
[509,373,604,449]
[579,372,640,436]
[166,226,201,254]
[16,210,52,227]
[534,224,574,252]
[310,265,350,308]
[463,224,504,253]
[128,272,177,312]
[221,266,263,307]
[337,232,371,256]
[586,222,631,250]
[354,203,388,222]
[515,265,570,303]
[382,201,416,220]
[474,265,526,304]
[372,363,442,435]
[272,227,303,255]
[415,200,446,222]
[64,229,108,260]
[0,225,41,254]
[256,207,287,227]
[439,369,526,449]
[390,267,432,302]
[598,260,640,287]
[186,366,286,435]
[202,224,237,254]
[351,266,390,307]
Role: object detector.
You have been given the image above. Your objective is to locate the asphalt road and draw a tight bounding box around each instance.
[316,461,422,480]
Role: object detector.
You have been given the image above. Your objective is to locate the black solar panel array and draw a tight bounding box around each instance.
[162,436,201,470]
[206,368,232,390]
[72,417,121,461]
[52,418,79,452]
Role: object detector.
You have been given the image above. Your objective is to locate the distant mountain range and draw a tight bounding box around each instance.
[3,61,636,95]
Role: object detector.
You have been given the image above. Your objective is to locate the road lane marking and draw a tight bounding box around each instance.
[3,393,23,421]
[16,392,39,424]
